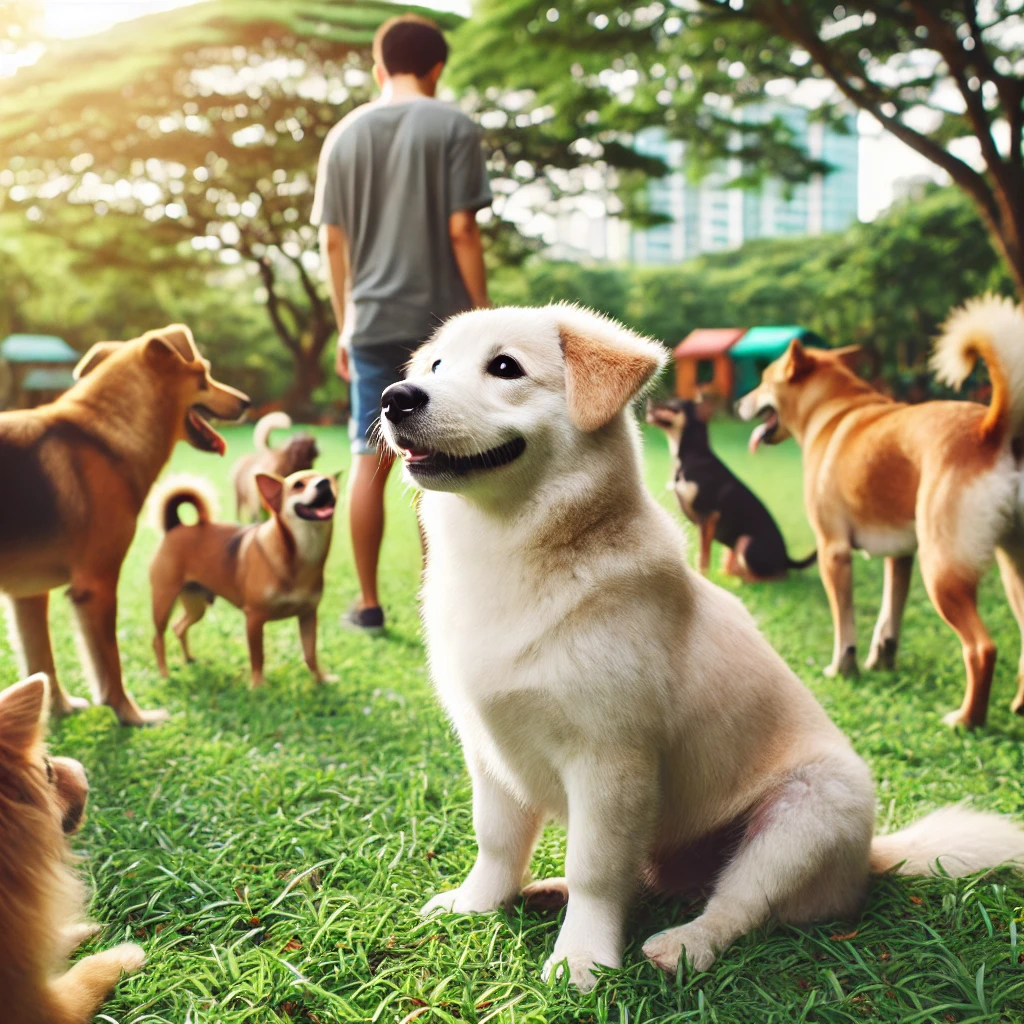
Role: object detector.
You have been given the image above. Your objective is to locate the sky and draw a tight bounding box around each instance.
[25,0,948,222]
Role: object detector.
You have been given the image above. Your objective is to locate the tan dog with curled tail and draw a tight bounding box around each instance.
[737,295,1024,729]
[148,469,339,688]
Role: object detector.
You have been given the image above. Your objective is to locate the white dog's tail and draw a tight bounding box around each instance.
[254,411,292,451]
[871,805,1024,877]
[930,293,1024,443]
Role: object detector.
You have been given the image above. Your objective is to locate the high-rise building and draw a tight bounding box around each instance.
[550,104,859,263]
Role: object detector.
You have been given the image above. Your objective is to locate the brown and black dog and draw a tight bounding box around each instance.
[0,325,250,725]
[0,674,145,1023]
[737,295,1024,728]
[231,412,320,522]
[149,470,338,688]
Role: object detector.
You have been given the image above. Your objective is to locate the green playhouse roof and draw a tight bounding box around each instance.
[729,326,826,359]
[0,333,79,363]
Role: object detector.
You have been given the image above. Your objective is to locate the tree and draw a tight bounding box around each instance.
[448,0,832,227]
[0,1,451,417]
[455,1,1024,296]
[696,1,1024,296]
[0,1,675,415]
[490,185,1011,385]
[0,205,296,402]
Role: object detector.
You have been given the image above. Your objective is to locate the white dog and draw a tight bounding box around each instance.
[378,303,1024,991]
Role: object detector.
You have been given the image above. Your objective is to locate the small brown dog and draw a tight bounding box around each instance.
[0,674,145,1023]
[0,324,249,725]
[737,295,1024,728]
[231,412,320,522]
[149,470,338,687]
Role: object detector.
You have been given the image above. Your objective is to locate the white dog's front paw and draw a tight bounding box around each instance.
[642,922,718,975]
[420,886,502,917]
[541,952,600,992]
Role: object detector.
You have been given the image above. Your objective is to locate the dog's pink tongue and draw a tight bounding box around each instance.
[748,423,767,454]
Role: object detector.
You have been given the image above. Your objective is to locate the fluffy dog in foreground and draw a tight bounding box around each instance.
[737,295,1024,728]
[0,675,145,1022]
[0,324,249,725]
[149,470,338,687]
[379,303,1024,989]
[231,412,320,522]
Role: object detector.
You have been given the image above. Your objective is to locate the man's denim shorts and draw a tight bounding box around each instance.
[349,340,422,455]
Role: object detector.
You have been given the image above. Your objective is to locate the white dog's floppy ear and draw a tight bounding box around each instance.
[555,305,667,432]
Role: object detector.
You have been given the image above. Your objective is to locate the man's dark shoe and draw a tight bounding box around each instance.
[342,603,386,636]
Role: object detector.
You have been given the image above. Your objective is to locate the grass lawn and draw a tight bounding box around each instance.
[9,417,1024,1024]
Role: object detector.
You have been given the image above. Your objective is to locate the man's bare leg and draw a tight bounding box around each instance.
[348,451,394,610]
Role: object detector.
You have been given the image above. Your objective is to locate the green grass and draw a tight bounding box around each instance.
[8,419,1024,1024]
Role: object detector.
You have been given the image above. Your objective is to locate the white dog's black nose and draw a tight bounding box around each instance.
[381,382,428,424]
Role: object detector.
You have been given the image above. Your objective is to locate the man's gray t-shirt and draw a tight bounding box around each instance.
[312,99,492,348]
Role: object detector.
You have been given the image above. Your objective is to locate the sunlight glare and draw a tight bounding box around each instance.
[42,0,203,39]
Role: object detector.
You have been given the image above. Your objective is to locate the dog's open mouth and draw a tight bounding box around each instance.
[185,405,226,455]
[645,399,682,430]
[646,409,676,429]
[295,493,336,521]
[62,801,86,835]
[748,407,779,453]
[399,436,527,477]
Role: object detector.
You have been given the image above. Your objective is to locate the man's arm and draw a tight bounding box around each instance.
[319,223,351,380]
[449,210,490,309]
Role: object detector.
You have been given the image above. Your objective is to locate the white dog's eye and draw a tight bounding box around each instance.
[486,355,525,380]
[431,359,441,373]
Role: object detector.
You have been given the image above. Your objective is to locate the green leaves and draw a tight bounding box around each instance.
[0,0,458,415]
[490,185,1013,377]
[452,1,1024,293]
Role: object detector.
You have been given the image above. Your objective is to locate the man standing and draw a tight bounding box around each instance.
[313,14,491,634]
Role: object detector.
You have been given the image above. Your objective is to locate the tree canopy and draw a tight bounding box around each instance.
[490,185,1011,388]
[455,1,1024,294]
[3,0,1023,414]
[3,181,1005,404]
[0,0,452,414]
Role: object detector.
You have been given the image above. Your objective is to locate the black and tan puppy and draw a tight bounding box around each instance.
[149,470,338,688]
[0,325,249,725]
[0,674,145,1023]
[231,412,320,522]
[646,397,815,580]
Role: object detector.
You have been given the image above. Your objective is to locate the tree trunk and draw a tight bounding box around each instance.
[996,234,1024,300]
[283,346,327,421]
[989,185,1024,300]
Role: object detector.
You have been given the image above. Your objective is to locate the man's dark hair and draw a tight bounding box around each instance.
[373,14,449,78]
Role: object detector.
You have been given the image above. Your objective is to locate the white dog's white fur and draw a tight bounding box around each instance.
[379,303,1024,990]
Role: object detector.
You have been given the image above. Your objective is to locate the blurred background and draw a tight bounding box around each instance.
[1,0,1021,417]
